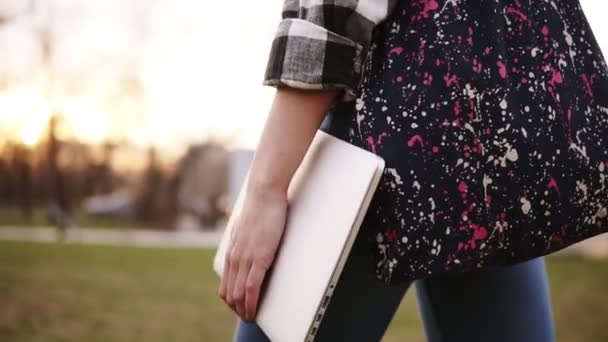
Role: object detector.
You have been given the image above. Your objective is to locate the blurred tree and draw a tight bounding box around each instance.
[0,144,16,204]
[47,115,71,216]
[13,145,33,222]
[135,147,161,224]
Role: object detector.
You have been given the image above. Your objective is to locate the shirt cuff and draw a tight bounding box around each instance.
[262,18,364,103]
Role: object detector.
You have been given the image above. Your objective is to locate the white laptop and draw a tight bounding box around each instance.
[213,130,385,341]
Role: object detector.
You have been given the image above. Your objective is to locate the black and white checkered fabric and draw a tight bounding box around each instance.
[263,0,398,102]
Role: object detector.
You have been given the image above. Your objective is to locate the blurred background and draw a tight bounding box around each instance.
[0,1,606,341]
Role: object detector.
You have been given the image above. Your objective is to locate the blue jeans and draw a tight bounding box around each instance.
[232,224,556,342]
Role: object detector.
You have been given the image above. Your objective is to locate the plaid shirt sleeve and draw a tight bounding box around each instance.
[263,0,399,102]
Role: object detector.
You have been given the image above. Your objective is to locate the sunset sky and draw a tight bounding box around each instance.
[0,0,606,155]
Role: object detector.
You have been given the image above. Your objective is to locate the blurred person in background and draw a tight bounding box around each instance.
[219,0,608,341]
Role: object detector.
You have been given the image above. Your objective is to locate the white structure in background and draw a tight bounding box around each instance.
[175,144,229,231]
[83,189,133,217]
[174,146,253,231]
[226,149,254,209]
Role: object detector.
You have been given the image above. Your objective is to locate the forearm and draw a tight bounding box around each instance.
[247,87,340,198]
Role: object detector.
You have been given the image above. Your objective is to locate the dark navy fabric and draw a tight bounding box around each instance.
[324,0,608,284]
[233,222,555,342]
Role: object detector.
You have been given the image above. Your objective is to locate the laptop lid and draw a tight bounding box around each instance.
[214,130,385,341]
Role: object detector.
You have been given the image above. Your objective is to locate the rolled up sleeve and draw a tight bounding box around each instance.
[263,0,399,102]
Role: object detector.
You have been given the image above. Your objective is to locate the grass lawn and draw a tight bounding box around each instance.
[0,241,606,342]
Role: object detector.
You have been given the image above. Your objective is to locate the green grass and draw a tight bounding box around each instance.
[0,241,606,341]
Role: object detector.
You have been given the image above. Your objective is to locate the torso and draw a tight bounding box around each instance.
[328,0,608,284]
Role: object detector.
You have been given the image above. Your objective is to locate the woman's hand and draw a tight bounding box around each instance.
[218,186,288,322]
[217,87,339,322]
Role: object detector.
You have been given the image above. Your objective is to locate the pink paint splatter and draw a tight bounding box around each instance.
[454,101,462,116]
[367,133,389,154]
[497,61,507,79]
[407,134,424,148]
[389,46,404,57]
[549,234,564,249]
[548,176,561,195]
[420,0,439,19]
[542,25,550,36]
[459,222,489,250]
[377,132,389,145]
[485,194,492,206]
[418,40,427,60]
[548,67,563,87]
[367,136,377,154]
[580,73,595,99]
[472,59,482,73]
[466,27,474,46]
[458,181,468,193]
[444,72,460,88]
[384,229,397,242]
[423,72,433,86]
[472,223,488,240]
[506,7,530,26]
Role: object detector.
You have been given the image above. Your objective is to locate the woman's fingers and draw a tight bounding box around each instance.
[232,257,253,319]
[244,262,267,322]
[216,190,288,321]
[224,248,240,312]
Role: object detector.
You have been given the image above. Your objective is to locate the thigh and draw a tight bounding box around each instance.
[234,319,271,342]
[313,228,412,341]
[233,229,412,342]
[415,257,556,342]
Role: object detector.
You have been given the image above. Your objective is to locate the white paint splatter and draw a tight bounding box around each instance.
[520,197,531,215]
[483,174,493,203]
[500,144,519,167]
[387,168,404,185]
[576,180,588,196]
[531,47,540,57]
[355,98,364,111]
[500,99,508,109]
[597,207,607,219]
[413,181,421,191]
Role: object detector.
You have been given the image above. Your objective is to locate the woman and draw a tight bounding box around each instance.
[219,0,608,341]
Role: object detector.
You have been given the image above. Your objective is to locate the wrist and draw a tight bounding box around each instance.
[246,173,289,202]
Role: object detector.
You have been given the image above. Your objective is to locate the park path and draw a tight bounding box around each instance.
[0,226,223,249]
[0,226,606,257]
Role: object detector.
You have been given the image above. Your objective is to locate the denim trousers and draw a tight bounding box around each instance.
[233,115,555,341]
[232,222,556,342]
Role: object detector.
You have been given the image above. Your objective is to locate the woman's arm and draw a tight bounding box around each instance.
[219,0,400,323]
[219,86,339,322]
[248,87,340,197]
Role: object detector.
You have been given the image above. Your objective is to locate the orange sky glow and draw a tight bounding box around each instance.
[0,0,606,157]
